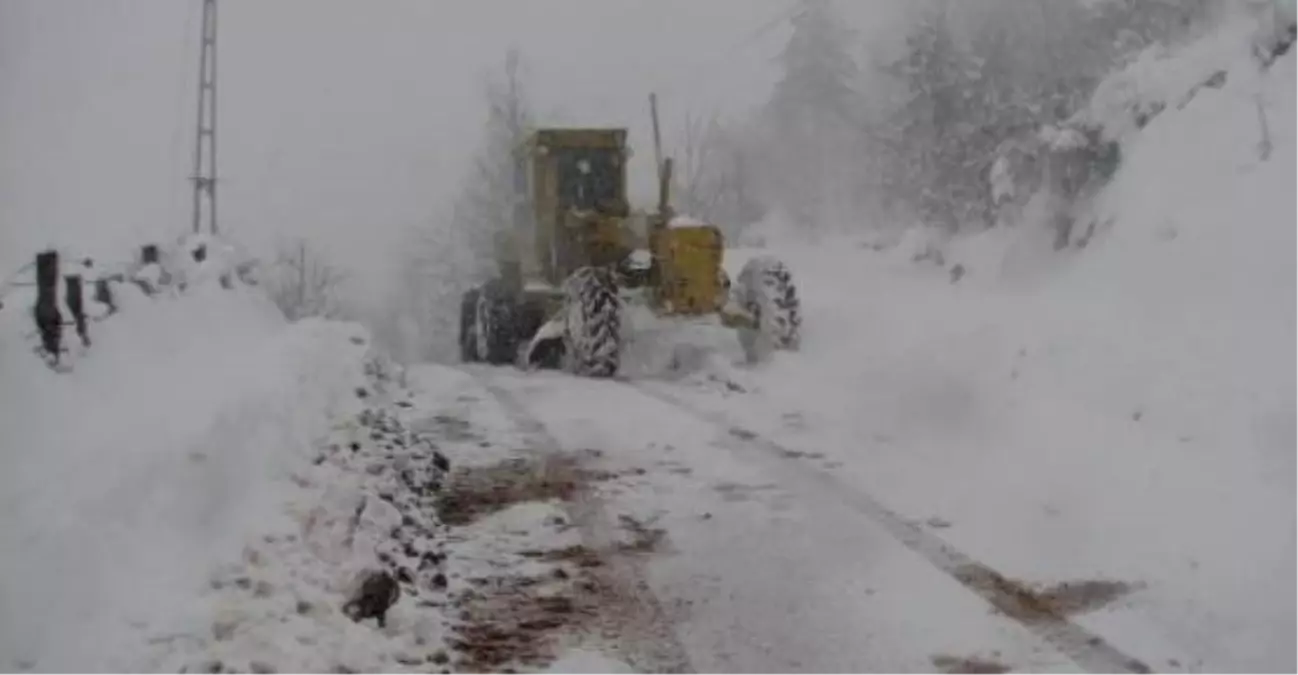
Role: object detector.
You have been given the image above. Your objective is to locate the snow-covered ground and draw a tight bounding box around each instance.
[1,10,1291,674]
[601,20,1294,673]
[0,275,385,670]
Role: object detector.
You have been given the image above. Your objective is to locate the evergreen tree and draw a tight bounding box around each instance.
[883,1,984,231]
[769,0,860,128]
[762,0,865,231]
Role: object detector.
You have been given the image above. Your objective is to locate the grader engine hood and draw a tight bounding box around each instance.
[648,220,725,315]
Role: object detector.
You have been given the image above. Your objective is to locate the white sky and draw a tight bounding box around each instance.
[0,0,905,302]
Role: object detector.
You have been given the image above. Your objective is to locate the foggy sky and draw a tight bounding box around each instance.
[0,0,901,304]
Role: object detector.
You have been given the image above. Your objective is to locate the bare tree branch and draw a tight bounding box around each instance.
[264,237,348,321]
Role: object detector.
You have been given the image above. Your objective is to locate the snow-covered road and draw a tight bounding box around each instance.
[418,360,1184,674]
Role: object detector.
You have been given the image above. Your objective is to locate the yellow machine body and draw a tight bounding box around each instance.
[647,224,724,315]
[507,126,728,317]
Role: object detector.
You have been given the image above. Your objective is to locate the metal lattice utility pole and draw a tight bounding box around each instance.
[191,0,219,235]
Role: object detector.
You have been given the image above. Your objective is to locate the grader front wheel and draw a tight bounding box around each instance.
[561,266,622,378]
[736,255,802,351]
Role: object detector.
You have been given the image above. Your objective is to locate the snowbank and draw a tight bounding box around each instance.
[1077,10,1265,143]
[0,280,375,671]
[1022,41,1295,451]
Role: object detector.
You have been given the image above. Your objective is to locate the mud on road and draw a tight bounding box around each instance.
[435,435,688,673]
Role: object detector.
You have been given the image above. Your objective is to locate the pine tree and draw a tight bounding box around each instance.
[762,0,864,231]
[883,1,984,231]
[769,0,860,129]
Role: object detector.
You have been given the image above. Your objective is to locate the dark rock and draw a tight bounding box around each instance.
[342,570,400,628]
[432,451,450,473]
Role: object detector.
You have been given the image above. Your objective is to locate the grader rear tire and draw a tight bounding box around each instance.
[458,287,481,363]
[474,280,518,365]
[562,266,621,378]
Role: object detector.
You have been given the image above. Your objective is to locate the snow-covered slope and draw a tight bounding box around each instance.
[1018,52,1294,473]
[0,278,375,671]
[656,16,1294,673]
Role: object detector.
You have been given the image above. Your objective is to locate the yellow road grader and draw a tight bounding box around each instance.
[459,97,801,377]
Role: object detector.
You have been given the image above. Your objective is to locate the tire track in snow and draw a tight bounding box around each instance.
[464,367,695,674]
[624,379,1152,675]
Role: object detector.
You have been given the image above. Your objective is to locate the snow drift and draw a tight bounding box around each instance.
[0,267,376,671]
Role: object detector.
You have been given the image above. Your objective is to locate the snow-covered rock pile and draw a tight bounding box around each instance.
[353,405,451,592]
[151,352,458,674]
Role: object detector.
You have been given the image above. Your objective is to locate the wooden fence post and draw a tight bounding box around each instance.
[94,278,116,315]
[65,274,89,348]
[135,244,160,295]
[33,250,62,361]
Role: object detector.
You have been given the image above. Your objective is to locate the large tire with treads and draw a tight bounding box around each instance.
[736,255,801,350]
[459,286,481,362]
[562,266,621,377]
[474,280,518,365]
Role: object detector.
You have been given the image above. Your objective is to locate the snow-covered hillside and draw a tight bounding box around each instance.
[0,269,379,670]
[644,15,1294,672]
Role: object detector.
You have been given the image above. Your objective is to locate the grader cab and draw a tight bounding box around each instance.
[459,97,801,377]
